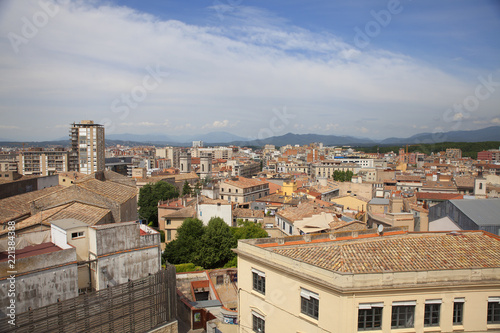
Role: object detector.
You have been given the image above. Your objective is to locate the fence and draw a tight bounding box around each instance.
[0,266,176,333]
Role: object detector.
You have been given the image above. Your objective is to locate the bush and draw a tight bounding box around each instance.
[175,263,204,273]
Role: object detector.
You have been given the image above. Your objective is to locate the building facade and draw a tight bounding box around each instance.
[236,230,500,333]
[20,149,69,176]
[69,120,105,174]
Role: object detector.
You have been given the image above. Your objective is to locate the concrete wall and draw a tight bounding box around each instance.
[94,223,140,256]
[51,224,71,250]
[0,178,37,200]
[37,175,59,190]
[121,195,138,221]
[95,247,160,289]
[198,204,232,226]
[333,181,373,200]
[0,248,78,317]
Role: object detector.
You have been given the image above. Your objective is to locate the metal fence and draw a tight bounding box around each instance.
[0,267,177,333]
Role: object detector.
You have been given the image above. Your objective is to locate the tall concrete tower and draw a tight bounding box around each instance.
[69,120,105,174]
[179,152,191,174]
[200,152,212,179]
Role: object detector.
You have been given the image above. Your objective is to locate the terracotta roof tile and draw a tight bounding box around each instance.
[224,176,267,189]
[271,232,500,274]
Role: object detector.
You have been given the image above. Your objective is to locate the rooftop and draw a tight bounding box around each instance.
[449,199,500,226]
[276,202,332,223]
[0,186,64,224]
[249,231,500,274]
[223,176,268,189]
[0,242,63,263]
[51,218,89,230]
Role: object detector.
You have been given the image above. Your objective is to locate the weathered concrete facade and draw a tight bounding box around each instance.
[0,245,78,317]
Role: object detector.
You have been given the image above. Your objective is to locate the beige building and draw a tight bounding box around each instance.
[236,229,500,333]
[20,149,69,176]
[220,177,269,206]
[69,120,105,174]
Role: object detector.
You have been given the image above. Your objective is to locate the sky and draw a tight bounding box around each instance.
[0,0,499,141]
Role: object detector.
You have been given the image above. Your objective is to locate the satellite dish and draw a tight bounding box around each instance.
[377,224,384,234]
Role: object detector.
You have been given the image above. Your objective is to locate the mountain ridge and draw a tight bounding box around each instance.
[1,126,499,148]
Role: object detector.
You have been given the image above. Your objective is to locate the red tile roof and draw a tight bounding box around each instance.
[270,231,500,274]
[416,192,463,201]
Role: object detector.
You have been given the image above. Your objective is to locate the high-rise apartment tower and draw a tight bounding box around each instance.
[69,120,105,174]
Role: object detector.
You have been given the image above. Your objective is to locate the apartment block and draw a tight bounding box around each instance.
[20,149,69,176]
[220,176,269,205]
[69,120,105,174]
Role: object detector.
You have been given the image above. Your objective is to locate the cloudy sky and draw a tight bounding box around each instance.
[0,0,499,141]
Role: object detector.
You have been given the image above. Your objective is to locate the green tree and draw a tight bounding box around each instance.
[182,180,192,196]
[346,170,354,182]
[232,220,268,240]
[138,181,179,227]
[193,182,201,196]
[197,217,237,269]
[163,218,205,265]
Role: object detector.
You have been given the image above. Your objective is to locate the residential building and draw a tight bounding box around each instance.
[0,170,138,237]
[477,149,500,162]
[177,269,238,330]
[20,148,69,176]
[69,120,105,174]
[220,177,269,206]
[0,220,161,316]
[236,229,500,333]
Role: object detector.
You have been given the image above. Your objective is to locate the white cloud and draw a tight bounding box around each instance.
[491,117,500,125]
[202,120,239,129]
[0,125,19,129]
[0,0,498,140]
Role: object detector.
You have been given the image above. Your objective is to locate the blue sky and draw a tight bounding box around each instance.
[0,0,499,141]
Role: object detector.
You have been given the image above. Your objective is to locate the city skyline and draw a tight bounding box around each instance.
[1,0,499,141]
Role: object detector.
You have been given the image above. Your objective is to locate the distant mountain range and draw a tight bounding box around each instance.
[1,126,499,148]
[106,131,249,144]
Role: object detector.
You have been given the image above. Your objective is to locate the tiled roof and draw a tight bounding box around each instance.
[454,176,475,188]
[416,192,463,201]
[422,181,457,190]
[271,232,500,274]
[255,193,301,205]
[276,202,331,223]
[174,172,199,181]
[162,206,196,219]
[396,175,423,182]
[224,176,267,189]
[233,208,264,219]
[77,179,137,203]
[0,186,65,224]
[0,202,111,235]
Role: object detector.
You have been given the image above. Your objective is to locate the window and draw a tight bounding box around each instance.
[424,300,441,327]
[252,312,265,333]
[358,303,383,331]
[166,219,171,225]
[301,288,319,320]
[216,275,224,285]
[453,298,464,325]
[391,301,415,329]
[252,269,265,294]
[71,231,84,239]
[166,230,171,241]
[289,225,292,234]
[488,297,500,324]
